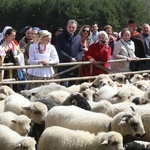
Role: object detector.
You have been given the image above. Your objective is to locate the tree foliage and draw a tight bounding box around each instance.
[0,0,149,40]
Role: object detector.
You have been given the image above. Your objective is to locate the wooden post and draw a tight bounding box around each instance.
[0,56,4,83]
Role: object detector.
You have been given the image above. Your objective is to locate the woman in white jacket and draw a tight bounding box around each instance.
[26,30,59,89]
[112,28,138,72]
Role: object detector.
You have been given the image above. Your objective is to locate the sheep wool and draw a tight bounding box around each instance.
[38,126,124,150]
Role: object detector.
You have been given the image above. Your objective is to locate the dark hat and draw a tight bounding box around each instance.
[20,26,32,34]
[128,19,138,24]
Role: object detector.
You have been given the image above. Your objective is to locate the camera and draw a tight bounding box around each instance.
[101,39,106,43]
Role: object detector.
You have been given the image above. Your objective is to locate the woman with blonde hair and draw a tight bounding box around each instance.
[26,30,59,89]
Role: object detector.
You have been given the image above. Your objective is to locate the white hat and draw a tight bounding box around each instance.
[0,26,12,42]
[34,30,52,43]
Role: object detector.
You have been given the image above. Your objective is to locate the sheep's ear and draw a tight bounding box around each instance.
[71,99,77,105]
[31,92,37,96]
[111,94,118,98]
[118,117,128,125]
[14,143,22,149]
[130,106,135,112]
[11,120,17,124]
[21,107,31,111]
[101,139,108,145]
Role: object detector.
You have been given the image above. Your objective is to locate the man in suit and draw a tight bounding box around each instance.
[56,19,83,87]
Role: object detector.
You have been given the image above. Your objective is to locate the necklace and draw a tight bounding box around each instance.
[38,43,46,54]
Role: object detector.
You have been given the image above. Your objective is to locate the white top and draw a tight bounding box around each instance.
[27,43,59,77]
[112,38,136,72]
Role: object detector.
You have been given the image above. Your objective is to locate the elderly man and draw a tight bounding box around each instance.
[56,19,83,87]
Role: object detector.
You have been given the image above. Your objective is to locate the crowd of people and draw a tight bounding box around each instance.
[0,19,149,91]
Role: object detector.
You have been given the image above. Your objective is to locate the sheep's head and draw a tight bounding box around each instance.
[11,115,31,136]
[22,102,48,124]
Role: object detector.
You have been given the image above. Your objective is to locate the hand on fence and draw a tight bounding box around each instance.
[89,58,96,64]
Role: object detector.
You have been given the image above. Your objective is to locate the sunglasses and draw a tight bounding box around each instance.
[82,30,89,33]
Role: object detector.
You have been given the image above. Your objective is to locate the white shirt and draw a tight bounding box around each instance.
[27,43,59,77]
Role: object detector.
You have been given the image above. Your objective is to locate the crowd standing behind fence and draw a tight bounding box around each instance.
[0,20,150,89]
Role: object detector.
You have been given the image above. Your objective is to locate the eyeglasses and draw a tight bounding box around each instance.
[82,30,89,33]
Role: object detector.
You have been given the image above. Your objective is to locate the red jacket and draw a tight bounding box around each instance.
[85,42,111,76]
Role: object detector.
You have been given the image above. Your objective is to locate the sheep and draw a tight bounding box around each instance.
[0,85,15,96]
[62,93,91,110]
[67,84,80,93]
[133,80,150,91]
[0,124,36,150]
[0,111,31,136]
[130,74,144,83]
[79,81,92,92]
[81,88,97,101]
[89,100,112,113]
[109,84,144,104]
[139,86,150,104]
[38,126,124,150]
[142,73,150,80]
[21,83,69,100]
[94,85,118,101]
[113,73,127,84]
[31,90,70,104]
[124,140,150,150]
[22,102,48,125]
[0,99,4,112]
[106,101,136,117]
[4,93,31,115]
[4,92,48,124]
[45,105,145,138]
[91,74,114,88]
[0,93,7,100]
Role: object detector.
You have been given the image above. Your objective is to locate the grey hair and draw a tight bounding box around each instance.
[67,19,78,25]
[98,31,108,40]
[142,23,150,29]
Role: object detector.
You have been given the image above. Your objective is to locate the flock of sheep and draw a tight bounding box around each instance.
[0,72,150,150]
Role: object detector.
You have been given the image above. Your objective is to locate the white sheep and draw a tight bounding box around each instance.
[22,102,48,124]
[130,74,144,83]
[45,105,145,138]
[91,74,114,88]
[113,73,127,84]
[106,101,136,117]
[81,88,97,101]
[0,85,15,96]
[4,93,31,115]
[0,111,31,136]
[0,124,36,150]
[79,82,92,92]
[94,85,118,102]
[133,80,150,91]
[109,84,144,104]
[21,83,69,100]
[0,99,4,112]
[38,126,124,150]
[139,86,150,104]
[4,93,48,124]
[36,90,70,104]
[67,84,80,93]
[89,100,112,113]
